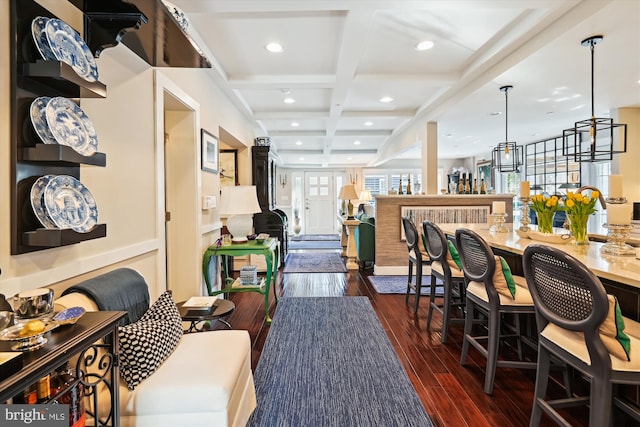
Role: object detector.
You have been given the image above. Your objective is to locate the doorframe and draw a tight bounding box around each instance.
[154,71,202,300]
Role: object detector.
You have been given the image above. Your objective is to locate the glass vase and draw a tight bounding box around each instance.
[568,213,590,245]
[536,210,556,234]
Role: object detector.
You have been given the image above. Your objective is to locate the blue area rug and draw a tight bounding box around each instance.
[291,234,340,241]
[247,297,433,427]
[369,275,443,295]
[283,252,347,273]
[288,240,342,250]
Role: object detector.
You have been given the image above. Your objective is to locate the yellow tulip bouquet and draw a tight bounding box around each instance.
[564,190,599,244]
[530,194,561,233]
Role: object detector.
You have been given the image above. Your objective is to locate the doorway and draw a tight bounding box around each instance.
[160,84,201,302]
[303,171,337,234]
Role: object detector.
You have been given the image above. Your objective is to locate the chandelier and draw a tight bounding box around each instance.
[562,35,627,162]
[492,85,522,173]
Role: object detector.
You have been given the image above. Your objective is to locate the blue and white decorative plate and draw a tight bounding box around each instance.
[43,175,98,233]
[45,97,98,156]
[31,16,56,60]
[30,96,58,145]
[53,306,85,325]
[45,18,99,82]
[30,175,57,229]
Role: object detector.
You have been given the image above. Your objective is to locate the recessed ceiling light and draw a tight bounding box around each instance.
[354,140,361,145]
[265,42,283,53]
[299,157,304,161]
[379,96,394,103]
[291,122,299,127]
[415,40,434,51]
[364,121,373,126]
[347,157,353,160]
[295,140,302,145]
[283,97,296,104]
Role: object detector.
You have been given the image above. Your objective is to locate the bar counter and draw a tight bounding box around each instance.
[439,222,640,320]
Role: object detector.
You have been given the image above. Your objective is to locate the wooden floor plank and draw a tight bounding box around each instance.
[215,253,593,426]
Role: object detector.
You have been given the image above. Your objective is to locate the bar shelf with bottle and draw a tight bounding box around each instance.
[0,311,126,427]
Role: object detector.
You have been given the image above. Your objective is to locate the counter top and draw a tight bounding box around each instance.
[439,222,640,289]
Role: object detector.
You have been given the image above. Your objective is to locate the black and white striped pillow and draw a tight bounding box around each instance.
[118,290,183,390]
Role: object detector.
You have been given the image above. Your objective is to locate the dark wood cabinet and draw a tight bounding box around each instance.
[252,146,288,264]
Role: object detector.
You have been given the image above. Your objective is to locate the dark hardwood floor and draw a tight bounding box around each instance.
[216,249,605,426]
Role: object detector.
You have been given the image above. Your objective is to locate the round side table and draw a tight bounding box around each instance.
[177,298,235,332]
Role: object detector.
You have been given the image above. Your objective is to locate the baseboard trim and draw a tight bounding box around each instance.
[373,265,431,276]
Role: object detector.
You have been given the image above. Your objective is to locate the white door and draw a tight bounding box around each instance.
[304,172,336,234]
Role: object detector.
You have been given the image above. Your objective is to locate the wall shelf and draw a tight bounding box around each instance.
[23,145,106,166]
[23,224,107,248]
[67,0,210,68]
[10,0,110,254]
[22,61,107,98]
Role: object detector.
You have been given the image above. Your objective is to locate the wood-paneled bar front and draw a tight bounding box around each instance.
[374,194,514,272]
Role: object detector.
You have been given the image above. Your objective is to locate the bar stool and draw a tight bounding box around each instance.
[455,228,537,394]
[523,244,640,427]
[401,217,430,314]
[422,220,466,343]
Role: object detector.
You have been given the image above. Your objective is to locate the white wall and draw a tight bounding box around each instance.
[0,0,257,298]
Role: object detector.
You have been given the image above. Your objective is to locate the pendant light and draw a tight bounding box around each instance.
[491,85,522,173]
[562,35,627,162]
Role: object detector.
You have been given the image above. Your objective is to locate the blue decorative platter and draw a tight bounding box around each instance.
[30,174,57,229]
[30,96,58,145]
[45,97,98,156]
[31,16,56,60]
[44,175,98,233]
[45,18,99,82]
[53,306,85,325]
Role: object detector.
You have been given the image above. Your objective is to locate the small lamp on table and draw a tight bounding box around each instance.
[339,184,359,219]
[219,185,262,243]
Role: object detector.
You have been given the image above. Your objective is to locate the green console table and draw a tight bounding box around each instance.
[203,238,280,324]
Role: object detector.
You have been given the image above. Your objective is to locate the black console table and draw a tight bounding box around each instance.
[0,311,126,427]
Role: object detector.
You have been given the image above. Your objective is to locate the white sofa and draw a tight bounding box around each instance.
[55,268,256,427]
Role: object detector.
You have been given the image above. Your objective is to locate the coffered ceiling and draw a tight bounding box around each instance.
[170,0,640,168]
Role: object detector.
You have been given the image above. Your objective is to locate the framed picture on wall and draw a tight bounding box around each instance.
[201,129,219,173]
[476,159,493,191]
[220,149,238,186]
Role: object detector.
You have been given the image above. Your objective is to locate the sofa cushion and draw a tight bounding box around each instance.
[118,291,183,390]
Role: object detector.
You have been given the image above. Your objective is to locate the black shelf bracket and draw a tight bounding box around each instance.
[84,12,148,58]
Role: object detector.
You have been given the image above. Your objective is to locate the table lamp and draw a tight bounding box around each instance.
[358,189,372,214]
[219,185,262,243]
[339,184,359,218]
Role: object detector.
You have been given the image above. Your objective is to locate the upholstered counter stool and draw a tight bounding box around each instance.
[422,220,466,343]
[523,244,640,426]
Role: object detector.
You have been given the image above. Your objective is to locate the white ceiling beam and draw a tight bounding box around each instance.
[227,75,336,89]
[254,111,329,119]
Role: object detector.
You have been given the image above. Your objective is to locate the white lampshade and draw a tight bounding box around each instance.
[338,184,359,201]
[359,189,372,202]
[219,186,262,242]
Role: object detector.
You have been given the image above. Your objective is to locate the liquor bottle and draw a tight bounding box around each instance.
[465,178,471,194]
[472,179,478,195]
[50,363,86,427]
[458,176,464,194]
[480,179,486,194]
[398,174,404,194]
[21,383,38,404]
[37,374,51,403]
[406,175,412,195]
